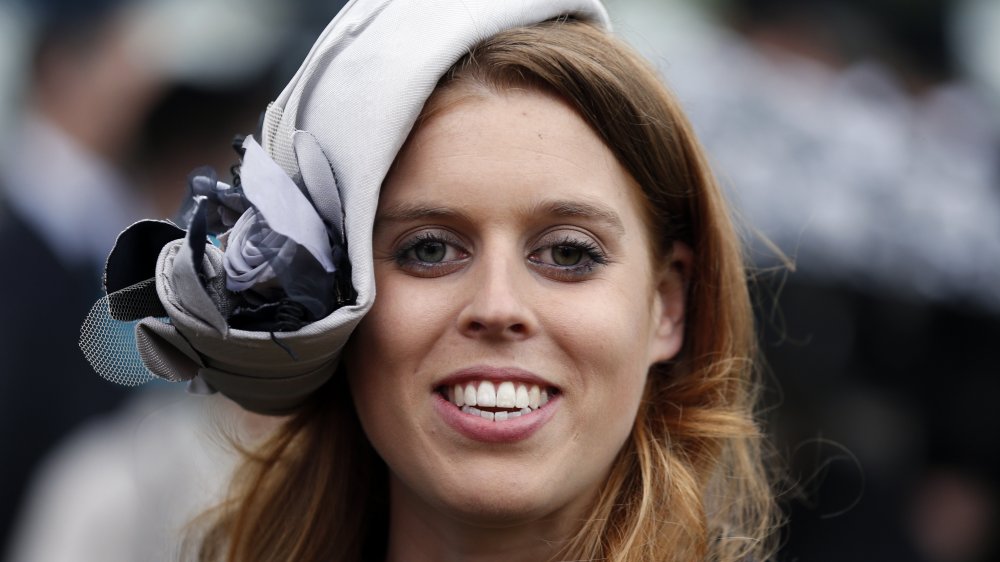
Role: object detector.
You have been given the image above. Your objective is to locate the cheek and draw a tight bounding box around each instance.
[344,313,421,479]
[545,279,658,367]
[344,274,460,433]
[350,275,455,364]
[542,278,657,453]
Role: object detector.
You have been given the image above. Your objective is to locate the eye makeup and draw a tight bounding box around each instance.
[388,224,613,282]
[528,231,610,281]
[392,229,470,277]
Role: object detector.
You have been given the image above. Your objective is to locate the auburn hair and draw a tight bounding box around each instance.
[193,18,779,562]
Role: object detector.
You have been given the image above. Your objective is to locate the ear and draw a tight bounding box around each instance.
[647,241,692,366]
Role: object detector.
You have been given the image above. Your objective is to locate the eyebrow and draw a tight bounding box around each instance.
[375,202,473,226]
[538,200,625,236]
[375,198,625,235]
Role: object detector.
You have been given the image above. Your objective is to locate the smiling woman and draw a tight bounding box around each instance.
[350,88,685,540]
[77,1,777,561]
[191,16,777,561]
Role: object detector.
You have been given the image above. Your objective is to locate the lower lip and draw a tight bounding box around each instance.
[433,392,559,443]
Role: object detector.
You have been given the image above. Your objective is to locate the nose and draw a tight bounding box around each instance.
[457,253,537,341]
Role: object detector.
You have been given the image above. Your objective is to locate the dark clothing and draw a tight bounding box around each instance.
[0,201,129,553]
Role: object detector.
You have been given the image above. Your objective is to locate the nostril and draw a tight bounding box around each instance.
[463,321,527,337]
[459,313,533,339]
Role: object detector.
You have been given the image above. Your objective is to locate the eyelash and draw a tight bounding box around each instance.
[392,231,469,276]
[528,235,609,280]
[391,230,610,280]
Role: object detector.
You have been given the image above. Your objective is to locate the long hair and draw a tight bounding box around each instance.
[195,19,778,562]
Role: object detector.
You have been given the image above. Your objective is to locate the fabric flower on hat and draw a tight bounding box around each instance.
[174,135,349,331]
[81,134,354,413]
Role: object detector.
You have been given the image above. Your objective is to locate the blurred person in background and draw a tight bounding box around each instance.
[0,0,165,550]
[613,0,999,560]
[0,0,322,558]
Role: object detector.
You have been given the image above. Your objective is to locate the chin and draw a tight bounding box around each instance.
[421,457,595,528]
[437,487,562,528]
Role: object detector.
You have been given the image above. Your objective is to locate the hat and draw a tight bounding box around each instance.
[81,0,611,414]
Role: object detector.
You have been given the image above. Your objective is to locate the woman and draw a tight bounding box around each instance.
[83,1,777,560]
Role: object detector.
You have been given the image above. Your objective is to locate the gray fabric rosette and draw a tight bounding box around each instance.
[81,0,611,415]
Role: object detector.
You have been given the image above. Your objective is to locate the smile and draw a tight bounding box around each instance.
[441,381,553,422]
[433,368,561,442]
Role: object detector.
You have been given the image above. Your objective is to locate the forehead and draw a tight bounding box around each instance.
[380,90,649,230]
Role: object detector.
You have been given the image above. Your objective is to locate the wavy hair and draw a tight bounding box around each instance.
[193,18,779,562]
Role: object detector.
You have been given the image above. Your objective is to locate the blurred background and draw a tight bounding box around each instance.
[0,0,996,560]
[611,1,1000,560]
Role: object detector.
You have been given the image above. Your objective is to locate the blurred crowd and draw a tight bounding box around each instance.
[613,0,999,560]
[0,0,343,559]
[0,0,997,560]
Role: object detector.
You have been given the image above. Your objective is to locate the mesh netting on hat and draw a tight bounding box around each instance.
[79,279,162,386]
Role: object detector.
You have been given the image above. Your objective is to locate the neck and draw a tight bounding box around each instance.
[383,476,593,562]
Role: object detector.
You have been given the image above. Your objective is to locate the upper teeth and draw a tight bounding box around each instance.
[450,381,549,411]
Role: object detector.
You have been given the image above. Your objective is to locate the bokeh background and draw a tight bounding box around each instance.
[1,0,997,560]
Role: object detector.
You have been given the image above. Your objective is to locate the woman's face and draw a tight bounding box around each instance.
[346,89,687,527]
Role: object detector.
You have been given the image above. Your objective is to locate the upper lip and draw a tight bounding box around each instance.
[434,366,558,391]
